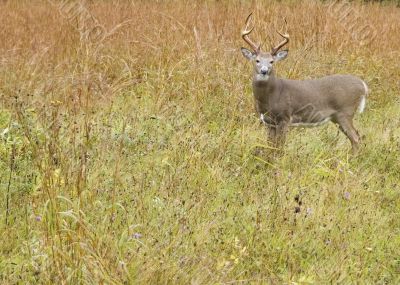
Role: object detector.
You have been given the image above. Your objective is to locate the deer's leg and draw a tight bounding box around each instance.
[334,115,361,153]
[267,126,277,145]
[268,121,288,148]
[276,121,288,145]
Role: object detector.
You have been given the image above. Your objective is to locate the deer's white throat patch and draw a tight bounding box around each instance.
[255,74,270,81]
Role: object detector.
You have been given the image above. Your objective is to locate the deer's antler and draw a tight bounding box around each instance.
[242,13,261,53]
[271,30,289,55]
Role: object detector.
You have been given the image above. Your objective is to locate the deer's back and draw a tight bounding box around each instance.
[283,74,366,114]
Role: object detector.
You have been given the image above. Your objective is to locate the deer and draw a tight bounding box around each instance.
[240,13,368,153]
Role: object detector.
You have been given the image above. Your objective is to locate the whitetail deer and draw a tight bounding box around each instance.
[240,13,368,153]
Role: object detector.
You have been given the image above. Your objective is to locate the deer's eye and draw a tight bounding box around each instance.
[270,60,274,64]
[256,60,260,63]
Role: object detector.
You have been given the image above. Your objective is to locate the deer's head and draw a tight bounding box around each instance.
[240,13,289,81]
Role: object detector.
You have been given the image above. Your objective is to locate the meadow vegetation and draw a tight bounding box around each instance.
[0,0,399,283]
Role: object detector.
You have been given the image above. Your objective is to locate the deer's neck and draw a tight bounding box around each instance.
[252,72,286,117]
[252,72,281,100]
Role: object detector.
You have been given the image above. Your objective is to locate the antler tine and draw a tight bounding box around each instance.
[241,13,261,53]
[271,18,289,54]
[271,30,289,55]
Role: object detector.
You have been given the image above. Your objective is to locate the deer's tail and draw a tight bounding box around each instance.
[358,81,368,114]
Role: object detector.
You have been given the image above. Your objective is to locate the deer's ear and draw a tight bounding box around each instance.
[241,48,256,61]
[274,50,288,62]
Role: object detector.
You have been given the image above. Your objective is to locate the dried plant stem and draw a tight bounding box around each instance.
[5,143,16,227]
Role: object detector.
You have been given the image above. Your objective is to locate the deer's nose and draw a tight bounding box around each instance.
[260,67,268,75]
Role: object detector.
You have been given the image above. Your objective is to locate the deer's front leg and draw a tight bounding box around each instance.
[268,121,289,148]
[267,125,277,145]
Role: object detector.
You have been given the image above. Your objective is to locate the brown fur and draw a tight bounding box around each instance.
[251,65,367,152]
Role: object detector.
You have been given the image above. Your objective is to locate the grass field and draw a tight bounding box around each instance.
[0,0,399,284]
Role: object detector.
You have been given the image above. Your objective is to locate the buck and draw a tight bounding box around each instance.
[240,13,368,153]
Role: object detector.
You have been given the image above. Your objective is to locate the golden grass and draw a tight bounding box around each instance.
[0,0,400,284]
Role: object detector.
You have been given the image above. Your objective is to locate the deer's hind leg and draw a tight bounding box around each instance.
[333,114,361,154]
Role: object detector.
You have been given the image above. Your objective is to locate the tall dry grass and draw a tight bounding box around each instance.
[0,0,400,284]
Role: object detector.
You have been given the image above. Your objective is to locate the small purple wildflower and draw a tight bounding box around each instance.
[35,216,42,222]
[132,233,142,239]
[344,192,351,200]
